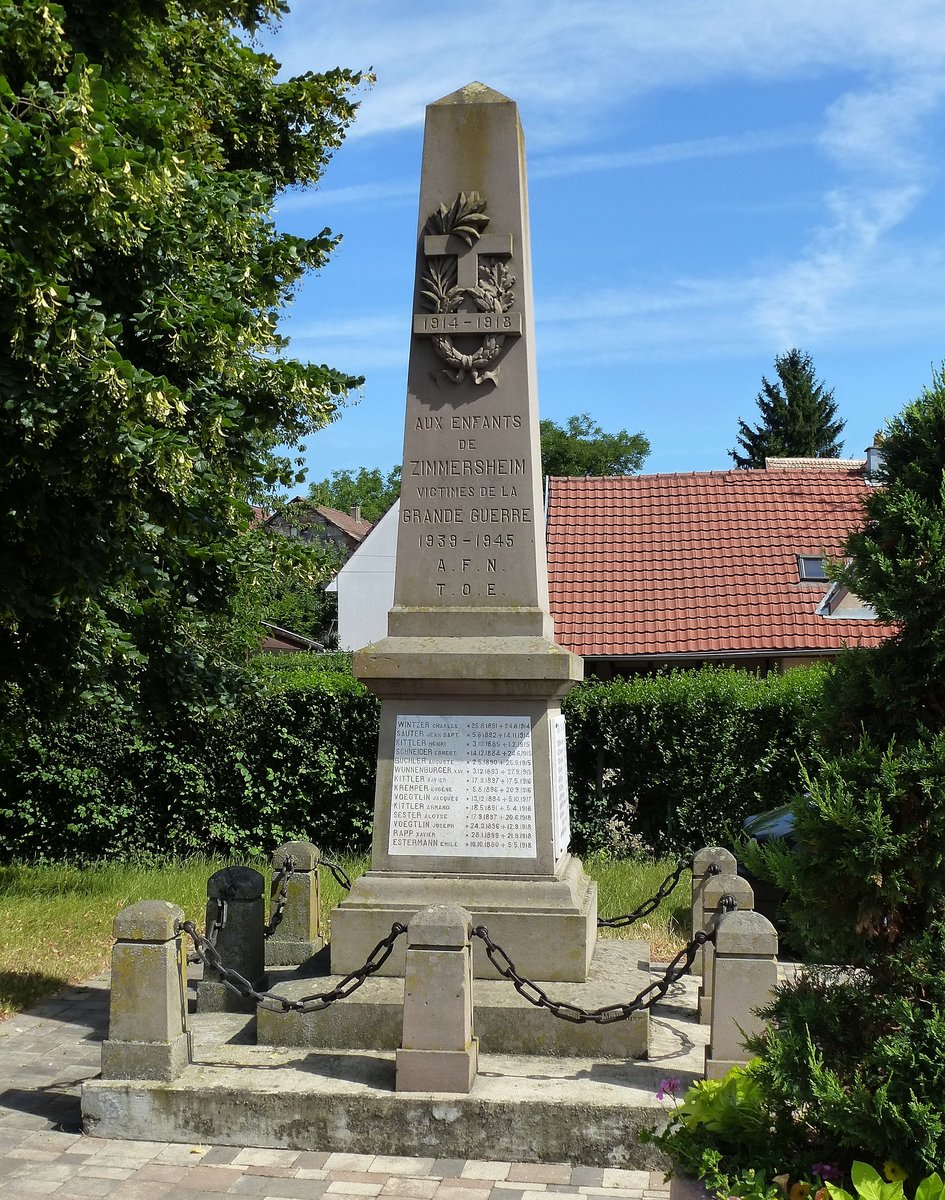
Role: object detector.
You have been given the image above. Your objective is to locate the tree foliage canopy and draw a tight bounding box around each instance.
[0,0,364,711]
[307,466,402,524]
[539,412,649,478]
[730,348,845,468]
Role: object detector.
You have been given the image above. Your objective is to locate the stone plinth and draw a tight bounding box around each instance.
[706,909,778,1079]
[101,900,191,1082]
[197,866,267,1014]
[396,905,479,1092]
[265,840,323,967]
[256,938,647,1058]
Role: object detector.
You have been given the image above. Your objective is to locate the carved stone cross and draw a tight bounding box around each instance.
[424,232,513,292]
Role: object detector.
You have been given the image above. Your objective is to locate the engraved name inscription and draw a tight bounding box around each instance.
[389,715,537,858]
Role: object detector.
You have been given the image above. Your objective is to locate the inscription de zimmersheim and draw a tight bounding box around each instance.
[389,715,536,858]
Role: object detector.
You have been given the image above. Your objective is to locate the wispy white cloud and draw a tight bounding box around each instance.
[531,128,813,180]
[284,314,407,370]
[265,1,945,146]
[276,181,416,214]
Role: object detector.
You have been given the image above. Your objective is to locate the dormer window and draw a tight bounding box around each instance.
[797,555,827,582]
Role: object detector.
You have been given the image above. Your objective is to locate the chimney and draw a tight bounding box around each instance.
[865,434,884,482]
[350,505,363,522]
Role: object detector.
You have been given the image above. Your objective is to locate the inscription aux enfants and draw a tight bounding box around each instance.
[401,415,533,602]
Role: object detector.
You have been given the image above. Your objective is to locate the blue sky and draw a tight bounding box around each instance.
[257,1,945,482]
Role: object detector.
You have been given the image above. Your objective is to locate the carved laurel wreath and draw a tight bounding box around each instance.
[421,192,515,386]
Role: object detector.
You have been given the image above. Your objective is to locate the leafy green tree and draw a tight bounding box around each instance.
[307,466,402,523]
[730,349,845,468]
[539,413,649,477]
[741,368,945,1175]
[0,0,364,712]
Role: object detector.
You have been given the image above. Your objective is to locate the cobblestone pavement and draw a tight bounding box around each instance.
[0,975,671,1200]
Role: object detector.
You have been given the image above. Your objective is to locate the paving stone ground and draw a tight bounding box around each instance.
[0,974,671,1200]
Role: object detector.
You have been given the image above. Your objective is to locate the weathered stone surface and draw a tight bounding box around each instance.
[706,910,778,1078]
[406,903,472,950]
[396,1045,479,1093]
[113,899,182,942]
[101,1032,191,1082]
[690,847,737,977]
[257,938,648,1058]
[698,872,754,1024]
[81,1048,679,1167]
[103,901,191,1082]
[265,841,323,966]
[197,867,267,1014]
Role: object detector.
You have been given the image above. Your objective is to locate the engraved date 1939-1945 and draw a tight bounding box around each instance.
[417,532,514,549]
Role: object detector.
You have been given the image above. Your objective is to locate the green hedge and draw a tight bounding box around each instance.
[0,660,379,861]
[563,666,826,855]
[0,658,825,861]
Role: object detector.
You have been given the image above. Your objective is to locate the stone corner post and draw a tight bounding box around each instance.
[691,847,737,977]
[705,908,778,1080]
[196,866,267,1013]
[698,872,753,1024]
[265,840,323,967]
[101,900,191,1081]
[396,905,479,1094]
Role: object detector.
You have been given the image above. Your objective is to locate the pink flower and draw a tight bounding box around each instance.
[656,1077,681,1101]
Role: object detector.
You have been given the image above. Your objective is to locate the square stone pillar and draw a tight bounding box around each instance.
[265,841,323,967]
[706,909,778,1079]
[691,847,737,977]
[101,900,191,1082]
[698,873,753,1024]
[396,905,479,1093]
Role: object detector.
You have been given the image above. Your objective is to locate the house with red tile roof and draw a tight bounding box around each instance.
[264,498,373,555]
[546,458,895,676]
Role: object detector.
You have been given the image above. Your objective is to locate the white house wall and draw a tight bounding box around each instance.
[330,501,399,650]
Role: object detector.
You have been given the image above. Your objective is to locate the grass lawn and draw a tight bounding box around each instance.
[0,853,689,1019]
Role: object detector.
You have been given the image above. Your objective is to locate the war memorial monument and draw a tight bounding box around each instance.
[78,82,776,1165]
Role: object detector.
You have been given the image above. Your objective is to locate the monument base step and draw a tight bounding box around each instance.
[81,967,708,1167]
[257,939,650,1059]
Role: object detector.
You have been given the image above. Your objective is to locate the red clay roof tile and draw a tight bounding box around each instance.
[546,467,895,659]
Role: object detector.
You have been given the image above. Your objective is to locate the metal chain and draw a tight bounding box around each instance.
[319,856,352,891]
[178,919,407,1012]
[264,858,295,939]
[597,858,689,929]
[472,923,715,1025]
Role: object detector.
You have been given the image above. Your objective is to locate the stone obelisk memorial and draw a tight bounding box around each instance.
[331,83,597,982]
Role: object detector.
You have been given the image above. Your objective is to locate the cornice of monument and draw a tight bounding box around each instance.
[432,81,514,107]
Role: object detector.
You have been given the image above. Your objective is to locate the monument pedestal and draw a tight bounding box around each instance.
[330,636,595,982]
[331,854,596,981]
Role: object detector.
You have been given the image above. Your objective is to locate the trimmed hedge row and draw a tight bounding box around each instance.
[564,666,826,855]
[0,658,825,861]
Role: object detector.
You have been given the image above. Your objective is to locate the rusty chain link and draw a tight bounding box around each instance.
[319,856,352,891]
[596,858,689,930]
[264,857,295,939]
[471,924,715,1024]
[178,919,407,1012]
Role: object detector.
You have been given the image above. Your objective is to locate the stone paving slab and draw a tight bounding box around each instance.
[0,966,691,1197]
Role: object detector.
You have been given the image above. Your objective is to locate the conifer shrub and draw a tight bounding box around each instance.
[734,368,945,1179]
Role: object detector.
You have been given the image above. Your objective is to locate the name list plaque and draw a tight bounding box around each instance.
[389,714,537,858]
